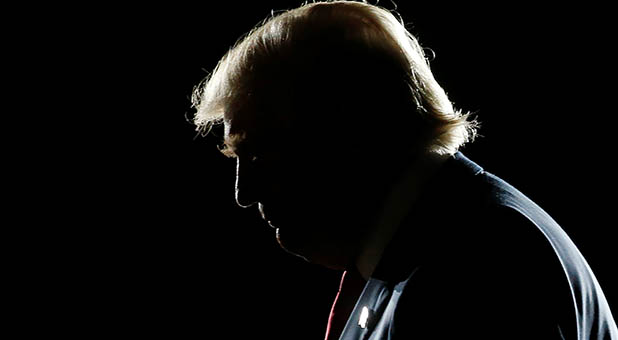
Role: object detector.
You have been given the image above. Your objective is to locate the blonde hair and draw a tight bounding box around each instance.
[192,0,477,155]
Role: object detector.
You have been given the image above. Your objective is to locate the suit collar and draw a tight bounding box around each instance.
[452,151,484,176]
[355,151,450,280]
[369,152,485,285]
[339,152,486,339]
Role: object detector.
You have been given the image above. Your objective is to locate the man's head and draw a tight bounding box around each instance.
[192,1,477,269]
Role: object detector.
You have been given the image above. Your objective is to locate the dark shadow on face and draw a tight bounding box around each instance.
[223,86,413,270]
[221,30,427,269]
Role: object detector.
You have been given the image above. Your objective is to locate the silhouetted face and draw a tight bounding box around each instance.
[222,80,399,269]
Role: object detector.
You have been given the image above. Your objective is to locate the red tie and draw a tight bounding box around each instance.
[324,269,367,340]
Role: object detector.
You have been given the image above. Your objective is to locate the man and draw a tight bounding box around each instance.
[192,1,617,339]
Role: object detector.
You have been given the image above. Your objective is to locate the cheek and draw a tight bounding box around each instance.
[265,156,378,216]
[275,171,355,210]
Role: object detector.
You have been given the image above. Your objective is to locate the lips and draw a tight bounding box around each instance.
[258,203,267,220]
[258,203,277,229]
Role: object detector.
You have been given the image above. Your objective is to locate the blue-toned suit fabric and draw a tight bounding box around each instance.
[338,152,617,340]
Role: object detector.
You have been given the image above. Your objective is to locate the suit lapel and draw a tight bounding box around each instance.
[339,278,388,340]
[339,275,413,340]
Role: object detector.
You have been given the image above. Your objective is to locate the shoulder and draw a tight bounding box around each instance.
[389,155,578,338]
[390,203,576,338]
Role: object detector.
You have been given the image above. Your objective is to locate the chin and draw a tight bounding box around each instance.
[275,228,350,270]
[276,228,310,262]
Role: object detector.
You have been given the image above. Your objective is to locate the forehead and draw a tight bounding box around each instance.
[222,99,296,154]
[221,71,327,153]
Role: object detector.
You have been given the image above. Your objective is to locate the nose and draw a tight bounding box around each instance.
[234,157,260,208]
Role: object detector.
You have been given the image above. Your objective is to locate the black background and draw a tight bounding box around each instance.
[13,1,616,338]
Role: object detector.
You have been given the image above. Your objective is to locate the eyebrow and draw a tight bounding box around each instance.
[219,132,246,158]
[219,140,237,158]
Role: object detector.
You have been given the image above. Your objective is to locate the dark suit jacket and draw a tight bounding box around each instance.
[339,153,617,340]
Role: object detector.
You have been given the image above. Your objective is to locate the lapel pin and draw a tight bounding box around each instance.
[358,306,372,329]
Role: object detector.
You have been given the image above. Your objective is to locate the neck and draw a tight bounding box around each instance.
[354,151,449,280]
